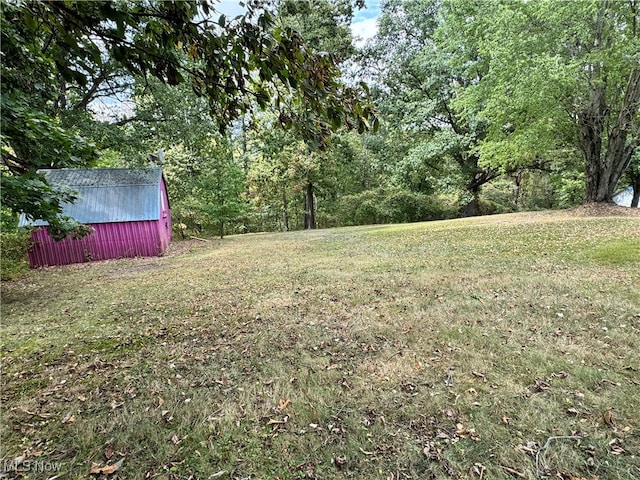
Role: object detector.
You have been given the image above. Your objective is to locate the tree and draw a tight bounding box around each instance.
[188,142,248,239]
[1,0,376,235]
[449,0,640,203]
[363,0,497,216]
[243,0,369,230]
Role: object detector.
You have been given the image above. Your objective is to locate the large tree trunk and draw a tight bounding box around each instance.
[580,83,607,202]
[461,190,480,217]
[511,170,524,208]
[582,69,640,202]
[303,181,316,229]
[460,164,499,217]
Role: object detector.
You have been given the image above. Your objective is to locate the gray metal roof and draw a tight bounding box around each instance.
[19,168,164,226]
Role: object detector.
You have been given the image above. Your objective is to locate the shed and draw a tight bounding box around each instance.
[19,167,172,267]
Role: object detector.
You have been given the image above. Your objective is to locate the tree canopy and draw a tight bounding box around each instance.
[1,0,376,234]
[2,0,638,248]
[446,0,640,202]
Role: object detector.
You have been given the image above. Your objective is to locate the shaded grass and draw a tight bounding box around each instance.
[1,211,639,479]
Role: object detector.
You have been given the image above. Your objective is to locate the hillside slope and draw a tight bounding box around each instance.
[1,211,639,479]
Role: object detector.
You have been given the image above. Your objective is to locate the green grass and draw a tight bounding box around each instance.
[590,239,640,265]
[1,211,639,479]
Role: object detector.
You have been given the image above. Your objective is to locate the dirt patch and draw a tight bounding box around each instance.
[567,202,639,217]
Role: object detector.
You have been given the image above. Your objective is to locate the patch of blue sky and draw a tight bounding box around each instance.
[353,0,381,22]
[351,0,381,46]
[215,0,248,18]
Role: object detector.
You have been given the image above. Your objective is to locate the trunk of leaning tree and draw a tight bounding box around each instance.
[581,69,640,203]
[303,181,317,229]
[460,163,499,217]
[461,189,481,217]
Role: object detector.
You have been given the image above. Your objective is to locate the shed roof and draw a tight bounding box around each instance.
[19,168,165,226]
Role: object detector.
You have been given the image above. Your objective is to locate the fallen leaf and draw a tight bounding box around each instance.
[609,438,626,455]
[90,457,124,475]
[455,423,480,440]
[603,409,615,428]
[276,398,291,412]
[333,456,346,470]
[532,378,550,392]
[171,434,180,445]
[62,412,75,424]
[104,446,115,460]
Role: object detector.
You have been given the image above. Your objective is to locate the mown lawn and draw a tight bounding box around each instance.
[1,211,639,479]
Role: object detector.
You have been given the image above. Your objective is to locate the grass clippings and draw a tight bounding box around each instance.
[1,211,639,479]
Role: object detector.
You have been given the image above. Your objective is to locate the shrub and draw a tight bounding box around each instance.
[1,227,31,280]
[333,188,454,226]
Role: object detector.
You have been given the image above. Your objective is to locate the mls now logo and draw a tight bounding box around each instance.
[1,458,63,474]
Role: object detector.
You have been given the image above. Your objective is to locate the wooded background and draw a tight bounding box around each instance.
[2,0,639,243]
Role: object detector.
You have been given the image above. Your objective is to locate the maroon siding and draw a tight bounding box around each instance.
[28,220,167,268]
[158,177,172,251]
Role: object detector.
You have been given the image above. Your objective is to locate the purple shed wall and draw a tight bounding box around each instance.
[27,178,172,268]
[28,221,166,268]
[158,177,172,251]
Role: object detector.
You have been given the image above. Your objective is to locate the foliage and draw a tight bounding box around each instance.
[446,0,640,202]
[332,187,454,225]
[1,0,376,235]
[277,0,358,62]
[188,150,248,239]
[162,139,248,238]
[363,0,498,215]
[0,209,30,280]
[0,229,31,280]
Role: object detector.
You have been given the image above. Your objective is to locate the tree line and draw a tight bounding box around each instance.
[1,0,638,243]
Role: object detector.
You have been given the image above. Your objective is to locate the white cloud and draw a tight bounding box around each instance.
[215,0,249,18]
[351,16,379,47]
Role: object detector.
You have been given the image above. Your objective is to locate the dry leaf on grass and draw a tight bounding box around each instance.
[90,457,124,475]
[603,409,615,428]
[455,423,480,441]
[62,412,75,424]
[104,446,115,460]
[276,398,291,412]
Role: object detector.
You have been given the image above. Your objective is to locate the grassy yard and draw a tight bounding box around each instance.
[1,210,639,479]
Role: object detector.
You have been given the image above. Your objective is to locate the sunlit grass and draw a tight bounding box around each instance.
[1,211,639,479]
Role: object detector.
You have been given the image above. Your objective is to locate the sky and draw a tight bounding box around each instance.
[350,0,381,46]
[216,0,381,46]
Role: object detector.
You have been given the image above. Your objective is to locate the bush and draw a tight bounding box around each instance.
[332,188,455,226]
[1,228,31,280]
